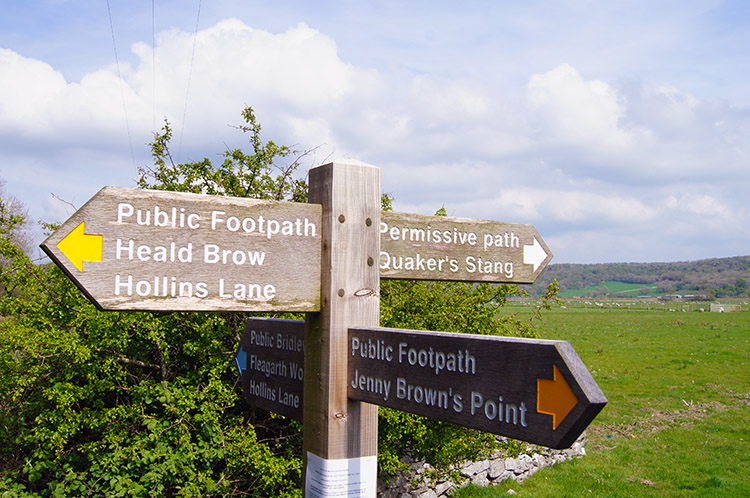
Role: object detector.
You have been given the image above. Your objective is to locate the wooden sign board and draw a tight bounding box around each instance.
[40,187,321,311]
[236,318,305,421]
[348,326,606,449]
[380,211,552,284]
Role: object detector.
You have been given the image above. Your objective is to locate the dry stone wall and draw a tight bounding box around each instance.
[378,433,586,497]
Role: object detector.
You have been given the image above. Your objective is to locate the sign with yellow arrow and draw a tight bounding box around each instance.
[40,187,322,311]
[348,326,606,449]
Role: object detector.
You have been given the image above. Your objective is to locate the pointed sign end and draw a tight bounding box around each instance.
[56,221,103,272]
[235,345,247,375]
[537,364,578,430]
[524,237,549,272]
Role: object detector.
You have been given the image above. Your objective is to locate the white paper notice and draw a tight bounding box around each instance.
[305,452,377,498]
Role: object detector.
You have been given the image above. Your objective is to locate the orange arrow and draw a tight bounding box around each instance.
[56,222,103,272]
[537,364,578,430]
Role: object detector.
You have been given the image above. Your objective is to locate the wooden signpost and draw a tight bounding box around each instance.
[380,211,552,283]
[302,163,381,498]
[44,161,605,498]
[348,327,605,449]
[237,318,305,421]
[40,187,321,311]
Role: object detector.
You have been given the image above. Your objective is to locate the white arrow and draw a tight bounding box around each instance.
[523,237,548,272]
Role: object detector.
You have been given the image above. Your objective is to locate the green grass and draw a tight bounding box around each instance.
[559,281,657,298]
[454,307,750,497]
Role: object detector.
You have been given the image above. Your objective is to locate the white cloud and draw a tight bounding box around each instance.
[0,21,367,156]
[514,64,750,190]
[136,20,354,113]
[463,187,657,226]
[1,15,750,264]
[525,63,634,150]
[665,192,732,218]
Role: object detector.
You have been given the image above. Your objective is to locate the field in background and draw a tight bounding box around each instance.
[508,297,748,312]
[527,256,750,301]
[558,280,657,298]
[454,304,750,497]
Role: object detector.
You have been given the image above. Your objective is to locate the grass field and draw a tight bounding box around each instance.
[454,306,750,497]
[559,281,657,298]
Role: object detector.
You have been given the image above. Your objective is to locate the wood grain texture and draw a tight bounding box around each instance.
[347,326,607,449]
[303,161,380,464]
[380,211,552,283]
[40,187,321,311]
[239,318,305,421]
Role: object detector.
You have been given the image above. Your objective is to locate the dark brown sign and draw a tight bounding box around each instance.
[237,318,305,421]
[40,187,321,311]
[380,211,552,283]
[348,326,606,449]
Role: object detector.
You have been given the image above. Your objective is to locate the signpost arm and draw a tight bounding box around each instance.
[303,161,381,494]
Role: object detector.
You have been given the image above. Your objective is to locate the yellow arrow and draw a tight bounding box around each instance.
[56,222,103,272]
[537,364,578,430]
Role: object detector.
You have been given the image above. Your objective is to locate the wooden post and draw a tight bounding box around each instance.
[303,161,381,497]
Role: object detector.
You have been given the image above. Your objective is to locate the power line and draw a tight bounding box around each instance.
[106,0,137,170]
[152,0,157,135]
[178,0,203,162]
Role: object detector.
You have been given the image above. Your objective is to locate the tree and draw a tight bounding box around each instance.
[138,107,310,202]
[0,179,33,273]
[0,107,558,496]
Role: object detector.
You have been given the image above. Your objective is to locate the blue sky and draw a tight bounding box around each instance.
[1,0,749,264]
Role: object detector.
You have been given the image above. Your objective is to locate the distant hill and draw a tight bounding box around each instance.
[527,256,750,299]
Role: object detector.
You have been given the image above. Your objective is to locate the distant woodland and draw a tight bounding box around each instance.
[527,255,750,299]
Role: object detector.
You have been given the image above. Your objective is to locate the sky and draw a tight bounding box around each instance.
[1,0,748,264]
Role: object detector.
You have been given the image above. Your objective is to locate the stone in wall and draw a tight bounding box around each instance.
[377,432,587,497]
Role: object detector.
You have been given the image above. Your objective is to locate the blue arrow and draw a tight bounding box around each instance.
[235,345,247,375]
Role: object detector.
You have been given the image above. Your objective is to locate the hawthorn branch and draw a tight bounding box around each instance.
[95,349,160,370]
